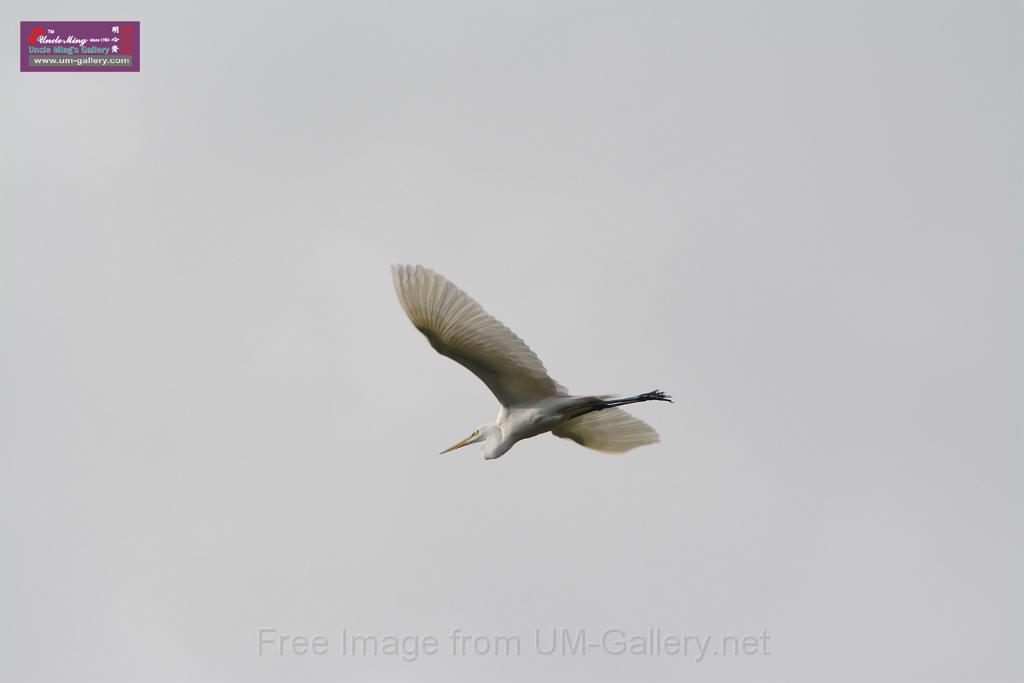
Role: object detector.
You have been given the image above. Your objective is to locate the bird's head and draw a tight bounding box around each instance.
[440,424,499,456]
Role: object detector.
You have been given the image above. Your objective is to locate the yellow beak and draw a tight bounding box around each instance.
[440,432,477,454]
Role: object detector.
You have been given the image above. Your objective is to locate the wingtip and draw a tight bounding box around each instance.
[391,263,414,279]
[392,264,429,286]
[391,264,438,282]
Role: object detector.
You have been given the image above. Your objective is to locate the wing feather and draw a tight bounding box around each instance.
[552,408,660,453]
[392,264,565,406]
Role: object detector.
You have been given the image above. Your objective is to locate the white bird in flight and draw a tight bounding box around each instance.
[392,265,672,459]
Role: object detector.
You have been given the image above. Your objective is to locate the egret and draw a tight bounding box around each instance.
[392,265,672,459]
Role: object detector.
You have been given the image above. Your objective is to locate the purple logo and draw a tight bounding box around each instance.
[21,21,140,72]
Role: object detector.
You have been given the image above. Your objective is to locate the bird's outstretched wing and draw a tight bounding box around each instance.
[552,409,659,453]
[392,264,566,406]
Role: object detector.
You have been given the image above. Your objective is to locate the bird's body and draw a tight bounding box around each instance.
[493,399,583,458]
[392,265,671,459]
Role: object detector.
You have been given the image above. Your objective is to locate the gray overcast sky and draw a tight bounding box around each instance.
[2,1,1022,681]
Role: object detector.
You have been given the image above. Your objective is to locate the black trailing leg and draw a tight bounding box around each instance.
[568,390,673,419]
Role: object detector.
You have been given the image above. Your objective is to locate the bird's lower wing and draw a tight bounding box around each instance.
[392,264,565,406]
[552,408,660,453]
